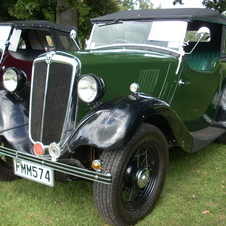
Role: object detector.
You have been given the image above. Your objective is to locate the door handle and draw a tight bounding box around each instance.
[178,79,190,86]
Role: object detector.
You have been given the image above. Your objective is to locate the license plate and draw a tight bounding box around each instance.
[13,159,54,187]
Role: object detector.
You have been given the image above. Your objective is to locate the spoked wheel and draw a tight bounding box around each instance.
[94,123,168,225]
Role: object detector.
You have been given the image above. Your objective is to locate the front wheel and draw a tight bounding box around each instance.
[0,157,19,181]
[93,123,168,225]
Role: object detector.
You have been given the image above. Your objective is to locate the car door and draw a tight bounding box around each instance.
[171,61,222,132]
[170,22,224,132]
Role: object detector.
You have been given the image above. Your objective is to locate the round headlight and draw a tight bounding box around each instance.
[77,74,105,103]
[3,68,26,92]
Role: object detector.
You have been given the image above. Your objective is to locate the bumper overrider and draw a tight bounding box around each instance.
[0,145,112,184]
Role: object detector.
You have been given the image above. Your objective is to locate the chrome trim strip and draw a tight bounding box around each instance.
[29,59,38,143]
[0,146,112,184]
[60,56,80,145]
[40,63,50,142]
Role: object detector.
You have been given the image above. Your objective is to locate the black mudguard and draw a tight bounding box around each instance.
[0,89,33,153]
[66,94,193,152]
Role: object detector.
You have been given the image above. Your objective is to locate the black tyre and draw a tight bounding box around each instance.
[93,123,168,225]
[216,133,226,144]
[0,157,19,181]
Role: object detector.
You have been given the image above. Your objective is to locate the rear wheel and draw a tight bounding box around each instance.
[216,133,226,144]
[93,123,168,225]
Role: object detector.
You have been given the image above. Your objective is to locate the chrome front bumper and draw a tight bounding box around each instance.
[0,146,112,184]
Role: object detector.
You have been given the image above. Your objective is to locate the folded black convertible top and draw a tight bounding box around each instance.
[91,8,226,25]
[0,20,76,32]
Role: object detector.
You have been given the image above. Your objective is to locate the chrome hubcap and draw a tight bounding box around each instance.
[136,168,150,188]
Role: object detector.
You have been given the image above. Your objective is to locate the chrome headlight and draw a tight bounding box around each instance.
[77,74,105,103]
[3,68,26,92]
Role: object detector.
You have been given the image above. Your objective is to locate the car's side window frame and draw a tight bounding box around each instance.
[221,25,226,59]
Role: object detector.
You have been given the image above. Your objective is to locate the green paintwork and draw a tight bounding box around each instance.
[72,47,226,133]
[171,59,223,131]
[75,50,177,100]
[73,49,178,120]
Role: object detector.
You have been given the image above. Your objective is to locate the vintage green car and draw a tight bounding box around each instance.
[0,8,226,225]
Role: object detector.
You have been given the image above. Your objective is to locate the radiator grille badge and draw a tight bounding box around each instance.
[45,52,54,64]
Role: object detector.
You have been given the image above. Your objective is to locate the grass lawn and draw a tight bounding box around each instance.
[0,142,225,225]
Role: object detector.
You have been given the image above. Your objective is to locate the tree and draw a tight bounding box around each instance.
[173,0,183,5]
[56,0,79,27]
[0,0,17,21]
[173,0,226,14]
[137,0,154,9]
[202,0,226,14]
[117,0,135,10]
[117,0,154,10]
[8,0,56,21]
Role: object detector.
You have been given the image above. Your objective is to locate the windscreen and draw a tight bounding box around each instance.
[87,21,187,53]
[0,26,11,51]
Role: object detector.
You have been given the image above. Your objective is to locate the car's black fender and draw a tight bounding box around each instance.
[0,88,32,153]
[66,94,193,152]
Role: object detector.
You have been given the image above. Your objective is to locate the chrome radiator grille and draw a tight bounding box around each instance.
[29,52,79,145]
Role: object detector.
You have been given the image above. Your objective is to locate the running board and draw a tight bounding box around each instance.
[192,126,226,152]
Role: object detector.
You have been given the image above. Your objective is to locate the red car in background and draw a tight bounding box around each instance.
[0,20,79,82]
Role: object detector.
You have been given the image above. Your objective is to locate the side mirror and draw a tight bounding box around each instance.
[70,30,80,50]
[197,27,210,41]
[70,30,77,40]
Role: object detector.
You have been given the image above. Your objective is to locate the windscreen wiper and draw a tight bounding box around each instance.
[99,18,123,27]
